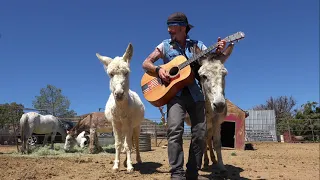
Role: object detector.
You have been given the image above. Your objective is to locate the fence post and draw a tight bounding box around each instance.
[154,124,157,147]
[11,109,19,152]
[309,119,315,142]
[287,118,292,142]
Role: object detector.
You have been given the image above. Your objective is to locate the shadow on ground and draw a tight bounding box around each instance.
[133,162,164,174]
[201,164,250,180]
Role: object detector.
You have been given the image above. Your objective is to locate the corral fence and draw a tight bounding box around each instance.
[276,118,320,143]
[1,116,318,147]
[245,118,320,143]
[0,116,192,147]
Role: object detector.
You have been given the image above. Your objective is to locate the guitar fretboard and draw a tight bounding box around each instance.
[178,43,218,69]
[178,32,245,70]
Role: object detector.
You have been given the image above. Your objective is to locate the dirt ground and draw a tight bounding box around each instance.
[0,140,319,180]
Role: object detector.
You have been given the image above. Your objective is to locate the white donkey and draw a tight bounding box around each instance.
[20,112,67,154]
[96,43,145,173]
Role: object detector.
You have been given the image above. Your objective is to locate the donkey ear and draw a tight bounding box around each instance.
[191,44,202,55]
[191,44,205,66]
[96,53,112,67]
[122,43,133,63]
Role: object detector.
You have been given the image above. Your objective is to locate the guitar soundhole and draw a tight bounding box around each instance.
[169,66,179,77]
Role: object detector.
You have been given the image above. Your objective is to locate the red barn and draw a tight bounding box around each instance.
[221,99,248,150]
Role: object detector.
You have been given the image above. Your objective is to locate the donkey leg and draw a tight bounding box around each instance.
[212,124,227,173]
[123,134,127,168]
[203,135,210,169]
[112,124,122,172]
[123,127,134,173]
[133,125,142,164]
[208,133,217,165]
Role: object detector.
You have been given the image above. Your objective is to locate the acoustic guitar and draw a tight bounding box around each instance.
[140,31,245,107]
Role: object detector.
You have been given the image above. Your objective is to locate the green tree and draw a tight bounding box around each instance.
[295,101,320,119]
[0,102,24,128]
[32,84,77,117]
[292,101,320,139]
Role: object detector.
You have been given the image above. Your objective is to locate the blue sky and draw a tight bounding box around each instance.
[0,0,319,120]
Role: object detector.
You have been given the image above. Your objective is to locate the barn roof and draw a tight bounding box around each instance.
[226,99,249,118]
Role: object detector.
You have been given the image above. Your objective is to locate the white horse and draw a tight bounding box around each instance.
[20,112,67,154]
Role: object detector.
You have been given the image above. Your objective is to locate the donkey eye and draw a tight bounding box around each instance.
[109,73,114,77]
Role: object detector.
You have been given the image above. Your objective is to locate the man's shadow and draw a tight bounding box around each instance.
[201,164,250,180]
[133,162,164,174]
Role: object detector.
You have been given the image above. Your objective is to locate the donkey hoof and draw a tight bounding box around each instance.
[126,166,134,173]
[112,167,119,172]
[136,157,142,164]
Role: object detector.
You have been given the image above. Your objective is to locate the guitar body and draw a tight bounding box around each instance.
[140,31,245,107]
[140,55,195,107]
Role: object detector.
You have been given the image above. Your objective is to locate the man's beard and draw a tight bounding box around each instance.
[170,34,176,41]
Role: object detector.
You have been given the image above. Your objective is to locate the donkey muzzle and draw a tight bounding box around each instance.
[114,91,124,100]
[213,102,226,113]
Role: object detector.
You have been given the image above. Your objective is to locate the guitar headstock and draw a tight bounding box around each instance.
[223,31,245,43]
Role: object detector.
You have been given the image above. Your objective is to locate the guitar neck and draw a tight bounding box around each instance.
[178,31,245,69]
[178,43,219,69]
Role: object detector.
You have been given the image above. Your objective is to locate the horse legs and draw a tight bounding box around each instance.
[21,125,32,154]
[89,128,96,154]
[21,134,26,154]
[50,132,57,149]
[21,133,29,154]
[43,134,50,147]
[24,129,33,154]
